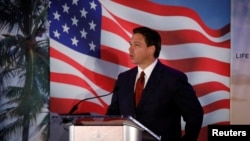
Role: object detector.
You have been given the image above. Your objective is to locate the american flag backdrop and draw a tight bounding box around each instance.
[49,0,230,140]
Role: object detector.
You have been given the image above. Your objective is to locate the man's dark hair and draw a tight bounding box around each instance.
[133,26,161,58]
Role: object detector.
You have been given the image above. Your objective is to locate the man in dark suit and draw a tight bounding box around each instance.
[106,26,204,141]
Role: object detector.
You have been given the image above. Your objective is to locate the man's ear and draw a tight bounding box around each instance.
[149,45,156,53]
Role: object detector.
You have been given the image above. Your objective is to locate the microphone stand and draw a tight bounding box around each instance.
[61,90,117,124]
[68,92,114,115]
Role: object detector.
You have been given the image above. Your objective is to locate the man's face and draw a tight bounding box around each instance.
[129,33,154,66]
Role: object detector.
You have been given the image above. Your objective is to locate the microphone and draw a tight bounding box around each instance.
[67,88,118,115]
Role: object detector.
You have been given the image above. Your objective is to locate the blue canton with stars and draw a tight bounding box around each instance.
[49,0,101,58]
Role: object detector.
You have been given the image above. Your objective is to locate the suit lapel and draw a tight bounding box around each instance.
[128,68,138,111]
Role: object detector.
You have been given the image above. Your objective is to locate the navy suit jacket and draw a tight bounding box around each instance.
[106,60,204,141]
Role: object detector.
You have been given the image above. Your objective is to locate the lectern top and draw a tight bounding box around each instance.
[59,114,161,141]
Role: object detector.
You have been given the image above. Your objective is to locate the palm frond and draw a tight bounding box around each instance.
[0,117,23,141]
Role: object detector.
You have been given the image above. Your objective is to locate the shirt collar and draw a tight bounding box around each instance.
[137,59,158,79]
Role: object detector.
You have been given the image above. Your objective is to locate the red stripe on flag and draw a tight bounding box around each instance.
[102,16,131,41]
[101,45,135,68]
[161,58,230,76]
[50,97,108,114]
[159,30,230,47]
[202,99,230,114]
[50,47,115,92]
[194,82,230,97]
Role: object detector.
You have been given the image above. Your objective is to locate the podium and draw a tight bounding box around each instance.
[63,115,161,141]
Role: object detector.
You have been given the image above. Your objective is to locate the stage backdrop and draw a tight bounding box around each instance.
[231,0,250,124]
[49,0,230,141]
